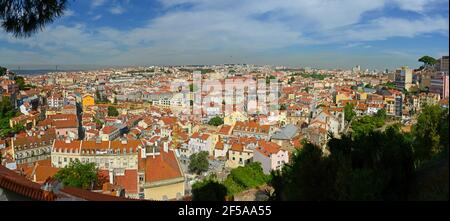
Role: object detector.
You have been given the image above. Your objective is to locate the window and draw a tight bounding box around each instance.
[64,157,67,162]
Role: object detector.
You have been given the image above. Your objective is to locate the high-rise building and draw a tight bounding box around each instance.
[395,67,413,91]
[440,56,449,73]
[430,72,449,98]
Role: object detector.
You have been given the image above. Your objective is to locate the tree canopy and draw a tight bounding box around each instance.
[188,151,209,174]
[0,0,68,37]
[418,55,437,67]
[53,160,99,190]
[344,103,356,122]
[351,115,385,138]
[412,105,448,165]
[223,162,270,196]
[271,126,414,201]
[0,66,7,76]
[0,96,18,138]
[208,116,224,126]
[107,106,119,117]
[271,104,449,201]
[192,179,228,201]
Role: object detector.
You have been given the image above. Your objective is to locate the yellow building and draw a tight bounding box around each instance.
[224,111,248,126]
[82,94,95,110]
[335,93,352,105]
[357,91,368,100]
[384,96,396,115]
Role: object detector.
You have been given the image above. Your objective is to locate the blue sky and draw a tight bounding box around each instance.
[0,0,448,70]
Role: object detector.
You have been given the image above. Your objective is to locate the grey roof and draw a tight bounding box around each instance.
[363,88,377,93]
[271,124,298,140]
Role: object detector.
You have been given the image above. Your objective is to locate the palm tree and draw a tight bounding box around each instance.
[0,0,68,37]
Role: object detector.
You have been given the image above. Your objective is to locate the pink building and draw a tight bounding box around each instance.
[253,140,289,174]
[430,72,449,99]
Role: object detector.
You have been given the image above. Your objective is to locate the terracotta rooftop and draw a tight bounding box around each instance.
[141,149,183,183]
[0,165,57,201]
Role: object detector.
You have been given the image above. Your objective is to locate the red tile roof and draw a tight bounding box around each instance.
[256,140,282,157]
[101,126,118,135]
[142,149,183,183]
[99,169,138,194]
[0,165,57,201]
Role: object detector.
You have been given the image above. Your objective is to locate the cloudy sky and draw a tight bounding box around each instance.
[0,0,448,70]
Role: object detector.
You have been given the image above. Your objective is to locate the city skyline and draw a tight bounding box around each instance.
[0,0,449,70]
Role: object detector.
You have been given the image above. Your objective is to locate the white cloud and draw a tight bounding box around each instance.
[110,5,126,15]
[92,15,103,21]
[64,10,75,17]
[337,16,449,42]
[0,0,448,67]
[91,0,107,8]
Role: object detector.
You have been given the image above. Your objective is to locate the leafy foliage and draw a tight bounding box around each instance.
[0,66,7,76]
[265,75,276,84]
[0,96,18,138]
[271,127,414,201]
[107,106,119,117]
[223,162,270,196]
[189,151,209,174]
[344,103,356,122]
[299,73,328,80]
[53,160,99,190]
[412,105,448,165]
[288,76,295,84]
[418,55,437,66]
[208,116,224,126]
[351,115,385,138]
[0,0,68,37]
[382,81,396,89]
[192,179,228,201]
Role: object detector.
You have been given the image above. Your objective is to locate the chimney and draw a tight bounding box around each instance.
[140,146,146,159]
[163,141,169,153]
[109,168,114,184]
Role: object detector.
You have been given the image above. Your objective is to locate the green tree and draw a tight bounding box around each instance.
[53,160,99,190]
[189,151,209,174]
[266,75,276,84]
[12,123,25,133]
[271,128,414,201]
[223,162,270,196]
[192,179,228,201]
[0,66,7,76]
[351,115,385,138]
[418,55,437,67]
[208,116,224,126]
[107,106,119,117]
[412,105,447,164]
[288,76,295,84]
[13,76,26,90]
[375,109,387,120]
[365,84,373,88]
[382,82,396,89]
[344,103,356,122]
[0,0,68,37]
[0,96,17,137]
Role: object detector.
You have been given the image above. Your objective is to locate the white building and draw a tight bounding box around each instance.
[253,141,289,174]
